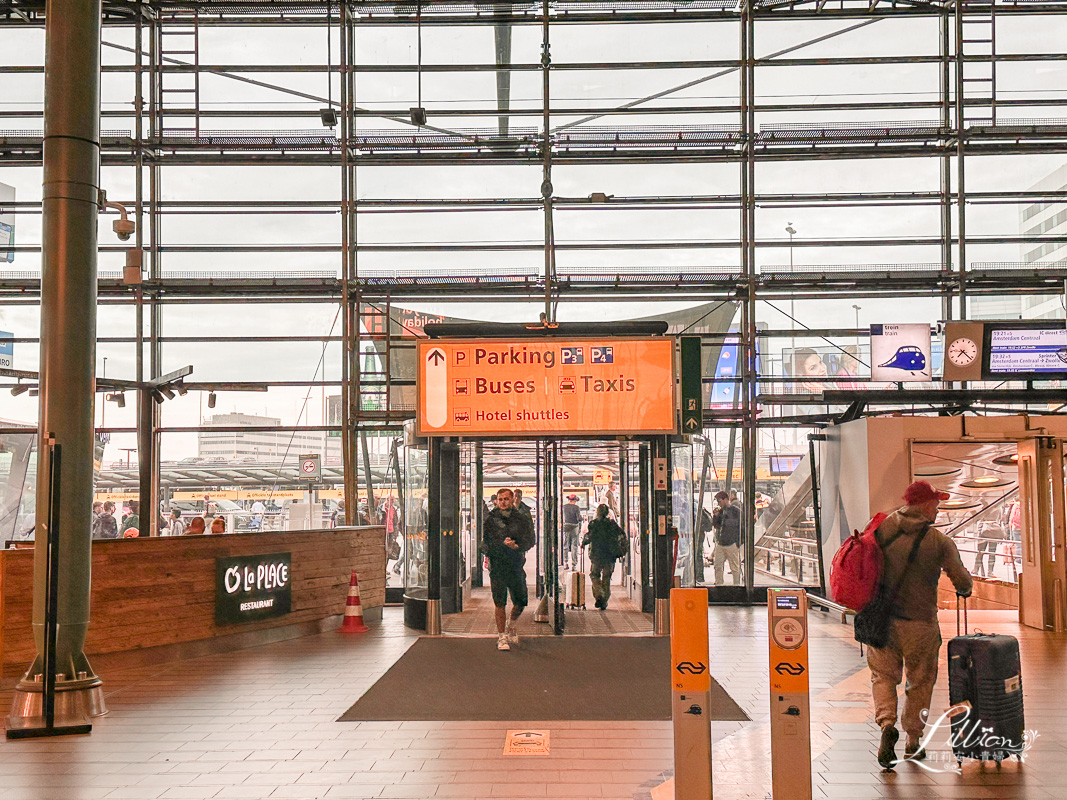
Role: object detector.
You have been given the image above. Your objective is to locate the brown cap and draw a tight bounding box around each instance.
[903,480,950,506]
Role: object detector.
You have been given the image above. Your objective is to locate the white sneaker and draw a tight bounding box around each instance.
[506,623,519,645]
[497,634,510,651]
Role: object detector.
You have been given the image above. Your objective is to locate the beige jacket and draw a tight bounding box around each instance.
[876,506,973,623]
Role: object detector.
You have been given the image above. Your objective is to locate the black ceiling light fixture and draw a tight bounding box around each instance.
[320,2,338,128]
[207,392,217,409]
[410,0,427,127]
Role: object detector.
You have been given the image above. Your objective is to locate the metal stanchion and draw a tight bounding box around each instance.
[7,443,92,739]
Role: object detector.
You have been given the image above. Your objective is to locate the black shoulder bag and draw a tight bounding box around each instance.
[854,524,930,648]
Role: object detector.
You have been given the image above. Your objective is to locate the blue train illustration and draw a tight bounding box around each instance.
[878,345,928,372]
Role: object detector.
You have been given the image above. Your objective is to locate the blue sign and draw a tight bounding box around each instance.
[0,331,12,369]
[560,346,584,365]
[590,346,614,364]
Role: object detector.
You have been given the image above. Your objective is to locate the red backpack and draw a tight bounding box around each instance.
[829,512,890,611]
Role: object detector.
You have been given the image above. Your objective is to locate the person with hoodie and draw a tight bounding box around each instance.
[868,480,972,769]
[581,504,626,610]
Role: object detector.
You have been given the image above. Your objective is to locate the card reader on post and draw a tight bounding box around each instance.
[768,589,812,800]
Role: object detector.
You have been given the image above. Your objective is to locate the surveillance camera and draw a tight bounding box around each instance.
[113,218,135,241]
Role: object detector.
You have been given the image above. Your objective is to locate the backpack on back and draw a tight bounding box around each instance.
[829,512,890,611]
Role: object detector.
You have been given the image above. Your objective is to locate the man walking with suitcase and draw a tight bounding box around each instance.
[482,488,535,651]
[868,480,973,768]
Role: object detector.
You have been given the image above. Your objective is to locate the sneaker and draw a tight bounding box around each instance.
[497,634,510,651]
[904,739,927,761]
[505,623,519,645]
[877,725,900,769]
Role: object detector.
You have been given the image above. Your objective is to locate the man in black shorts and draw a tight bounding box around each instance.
[482,488,535,651]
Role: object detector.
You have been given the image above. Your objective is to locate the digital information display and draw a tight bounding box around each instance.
[416,337,676,437]
[775,596,800,610]
[986,326,1067,377]
[769,455,803,476]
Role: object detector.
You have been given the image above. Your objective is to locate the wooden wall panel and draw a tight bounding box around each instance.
[1,527,385,675]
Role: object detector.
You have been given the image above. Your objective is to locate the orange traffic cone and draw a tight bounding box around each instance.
[339,570,369,633]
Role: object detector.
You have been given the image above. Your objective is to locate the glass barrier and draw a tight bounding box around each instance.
[402,445,429,594]
[0,433,35,546]
[671,441,694,587]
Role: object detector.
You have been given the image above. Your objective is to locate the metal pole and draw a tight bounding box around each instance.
[473,441,484,588]
[541,0,555,324]
[9,0,107,728]
[940,8,954,323]
[339,8,357,526]
[741,0,759,597]
[808,435,826,598]
[138,388,153,537]
[653,436,671,635]
[426,436,442,634]
[954,1,968,320]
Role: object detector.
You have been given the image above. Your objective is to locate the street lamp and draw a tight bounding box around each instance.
[785,223,797,351]
[852,304,862,344]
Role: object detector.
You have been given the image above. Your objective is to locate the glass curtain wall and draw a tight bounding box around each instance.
[0,5,1065,588]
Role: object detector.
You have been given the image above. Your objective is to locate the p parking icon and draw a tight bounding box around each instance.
[560,347,584,365]
[591,346,614,364]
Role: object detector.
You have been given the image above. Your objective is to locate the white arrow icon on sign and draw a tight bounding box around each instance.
[425,348,447,428]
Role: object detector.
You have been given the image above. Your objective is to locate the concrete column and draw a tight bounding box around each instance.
[9,0,108,723]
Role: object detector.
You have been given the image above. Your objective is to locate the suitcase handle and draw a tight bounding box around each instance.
[956,593,968,636]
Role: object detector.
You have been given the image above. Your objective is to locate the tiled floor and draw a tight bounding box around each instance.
[0,603,1062,800]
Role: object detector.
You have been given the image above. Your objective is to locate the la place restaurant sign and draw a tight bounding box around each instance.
[215,552,292,625]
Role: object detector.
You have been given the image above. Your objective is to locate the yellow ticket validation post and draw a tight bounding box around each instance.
[670,588,712,799]
[768,589,811,800]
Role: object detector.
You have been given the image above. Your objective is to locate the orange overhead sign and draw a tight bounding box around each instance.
[416,337,676,437]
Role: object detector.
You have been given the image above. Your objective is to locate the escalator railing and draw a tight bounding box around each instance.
[753,457,818,586]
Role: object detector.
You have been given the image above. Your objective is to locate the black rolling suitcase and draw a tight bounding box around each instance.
[947,596,1025,766]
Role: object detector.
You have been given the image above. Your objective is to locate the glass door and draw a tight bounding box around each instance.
[629,441,653,613]
[539,439,564,634]
[671,441,695,587]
